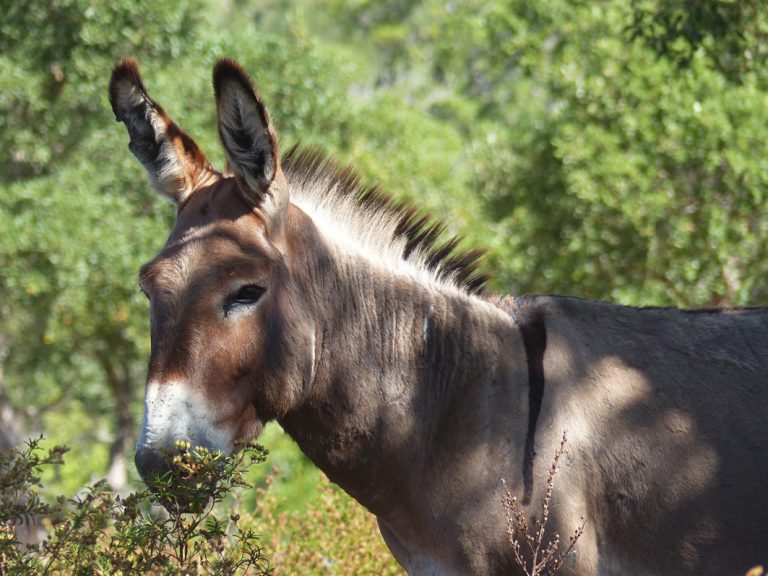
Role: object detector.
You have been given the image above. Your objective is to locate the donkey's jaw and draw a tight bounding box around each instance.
[137,380,233,458]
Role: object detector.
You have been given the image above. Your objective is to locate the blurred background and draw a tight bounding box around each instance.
[1,0,768,571]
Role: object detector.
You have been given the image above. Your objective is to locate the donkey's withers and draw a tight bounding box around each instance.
[110,60,768,576]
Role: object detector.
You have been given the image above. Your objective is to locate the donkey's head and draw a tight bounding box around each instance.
[110,60,316,482]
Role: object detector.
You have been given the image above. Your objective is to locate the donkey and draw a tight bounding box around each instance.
[109,59,768,575]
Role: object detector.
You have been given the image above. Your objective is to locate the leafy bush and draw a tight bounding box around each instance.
[0,438,271,575]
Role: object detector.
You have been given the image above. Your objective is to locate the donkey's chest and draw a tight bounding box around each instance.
[377,519,467,576]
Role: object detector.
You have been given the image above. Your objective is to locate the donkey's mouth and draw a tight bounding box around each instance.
[136,441,227,515]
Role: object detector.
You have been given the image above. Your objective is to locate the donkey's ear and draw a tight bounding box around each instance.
[213,59,284,207]
[109,59,215,205]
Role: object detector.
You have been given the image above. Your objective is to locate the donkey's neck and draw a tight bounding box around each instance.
[279,217,526,521]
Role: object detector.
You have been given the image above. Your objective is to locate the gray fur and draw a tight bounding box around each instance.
[280,249,768,575]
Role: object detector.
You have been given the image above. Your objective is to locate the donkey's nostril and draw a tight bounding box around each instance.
[134,446,168,483]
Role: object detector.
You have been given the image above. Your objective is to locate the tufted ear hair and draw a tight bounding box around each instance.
[213,59,288,230]
[109,59,216,206]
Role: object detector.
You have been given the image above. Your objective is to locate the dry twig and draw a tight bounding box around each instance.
[501,432,585,576]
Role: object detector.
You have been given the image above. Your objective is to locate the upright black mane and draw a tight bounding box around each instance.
[282,145,489,294]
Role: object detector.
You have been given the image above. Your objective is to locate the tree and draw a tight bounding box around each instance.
[471,0,768,305]
[320,0,768,305]
[0,0,211,489]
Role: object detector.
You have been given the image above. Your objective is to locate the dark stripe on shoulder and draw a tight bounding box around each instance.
[514,301,547,505]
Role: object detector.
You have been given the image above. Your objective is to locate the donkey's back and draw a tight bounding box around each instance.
[501,295,768,575]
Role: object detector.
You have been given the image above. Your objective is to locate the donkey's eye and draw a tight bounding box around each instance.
[224,284,266,316]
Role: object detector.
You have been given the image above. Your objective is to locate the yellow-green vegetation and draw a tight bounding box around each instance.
[252,475,403,575]
[2,0,768,573]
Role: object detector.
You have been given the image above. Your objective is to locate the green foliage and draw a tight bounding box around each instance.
[627,0,768,81]
[0,440,67,527]
[473,1,768,305]
[243,423,322,515]
[0,0,206,181]
[0,438,271,575]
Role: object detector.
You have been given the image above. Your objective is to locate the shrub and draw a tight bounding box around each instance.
[0,438,271,575]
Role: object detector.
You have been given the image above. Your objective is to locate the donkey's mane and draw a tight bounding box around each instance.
[283,146,489,294]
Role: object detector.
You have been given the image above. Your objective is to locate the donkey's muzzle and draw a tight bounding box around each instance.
[134,446,168,484]
[134,445,210,513]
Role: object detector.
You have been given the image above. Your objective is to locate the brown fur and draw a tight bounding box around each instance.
[113,60,768,576]
[109,59,217,205]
